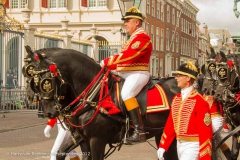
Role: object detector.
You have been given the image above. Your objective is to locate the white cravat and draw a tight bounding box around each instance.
[181,86,194,101]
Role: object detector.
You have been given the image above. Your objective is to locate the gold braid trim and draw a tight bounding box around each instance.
[200,146,212,158]
[185,61,198,72]
[200,139,212,150]
[160,132,167,145]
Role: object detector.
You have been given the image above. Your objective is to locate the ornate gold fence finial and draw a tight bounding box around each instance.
[0,0,6,5]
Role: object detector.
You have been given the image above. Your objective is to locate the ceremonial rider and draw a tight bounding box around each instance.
[100,6,152,143]
[157,62,212,160]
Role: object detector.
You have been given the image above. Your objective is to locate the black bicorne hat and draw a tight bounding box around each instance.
[122,6,143,21]
[175,62,198,80]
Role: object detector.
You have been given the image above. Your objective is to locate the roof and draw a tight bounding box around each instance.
[208,28,232,38]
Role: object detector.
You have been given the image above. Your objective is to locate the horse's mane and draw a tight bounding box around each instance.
[34,48,62,57]
[35,47,98,66]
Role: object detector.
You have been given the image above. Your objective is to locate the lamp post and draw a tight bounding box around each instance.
[117,0,142,19]
[117,0,142,38]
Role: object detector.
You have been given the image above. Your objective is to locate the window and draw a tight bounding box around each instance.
[171,57,174,71]
[176,11,180,27]
[151,57,155,76]
[171,31,174,52]
[160,28,164,51]
[160,3,164,21]
[181,37,183,54]
[10,0,25,9]
[157,2,160,19]
[160,58,163,77]
[150,57,159,77]
[172,8,175,25]
[166,28,169,51]
[89,0,106,7]
[176,32,179,53]
[176,58,178,70]
[147,0,150,14]
[146,23,150,35]
[156,27,160,51]
[42,0,67,8]
[167,5,170,22]
[181,18,183,31]
[152,0,155,17]
[192,41,194,58]
[151,25,154,50]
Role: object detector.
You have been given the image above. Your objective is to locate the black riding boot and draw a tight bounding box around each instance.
[126,108,146,143]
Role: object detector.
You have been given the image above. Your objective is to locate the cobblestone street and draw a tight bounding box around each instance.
[0,112,239,160]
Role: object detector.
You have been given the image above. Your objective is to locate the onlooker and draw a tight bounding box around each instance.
[6,68,14,87]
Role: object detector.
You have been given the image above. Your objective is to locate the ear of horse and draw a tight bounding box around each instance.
[210,47,216,59]
[219,51,227,62]
[25,45,34,58]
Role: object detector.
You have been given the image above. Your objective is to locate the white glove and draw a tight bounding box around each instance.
[100,60,105,67]
[44,125,52,138]
[157,148,165,160]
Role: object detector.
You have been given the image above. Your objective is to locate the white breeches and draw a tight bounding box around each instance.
[211,116,224,140]
[212,116,224,133]
[50,119,77,160]
[177,141,199,160]
[119,71,149,101]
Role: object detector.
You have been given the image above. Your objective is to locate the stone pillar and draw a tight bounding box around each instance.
[22,27,36,86]
[90,24,99,61]
[90,37,99,61]
[60,17,72,49]
[33,0,41,11]
[113,0,120,10]
[61,33,73,49]
[72,0,80,11]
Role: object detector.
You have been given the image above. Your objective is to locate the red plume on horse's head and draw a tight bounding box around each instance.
[49,64,58,77]
[227,60,234,69]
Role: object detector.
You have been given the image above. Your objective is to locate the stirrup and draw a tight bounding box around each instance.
[125,131,148,144]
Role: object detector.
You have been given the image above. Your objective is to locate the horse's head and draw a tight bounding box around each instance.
[22,45,40,103]
[201,48,218,95]
[23,47,102,118]
[22,47,64,118]
[214,52,238,104]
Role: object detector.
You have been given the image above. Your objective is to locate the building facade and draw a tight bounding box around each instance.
[4,0,205,82]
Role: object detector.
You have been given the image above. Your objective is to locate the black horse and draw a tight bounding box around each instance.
[214,52,240,160]
[200,48,219,96]
[23,47,180,160]
[196,49,234,159]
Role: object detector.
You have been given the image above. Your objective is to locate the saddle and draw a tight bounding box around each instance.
[105,76,171,116]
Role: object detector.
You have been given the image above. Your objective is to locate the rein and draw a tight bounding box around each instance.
[63,68,112,128]
[62,67,105,113]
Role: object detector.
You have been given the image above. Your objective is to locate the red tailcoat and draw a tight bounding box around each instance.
[159,90,212,160]
[103,28,152,71]
[203,95,223,117]
[47,118,57,127]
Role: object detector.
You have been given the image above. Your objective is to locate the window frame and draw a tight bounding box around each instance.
[42,0,68,9]
[10,0,25,9]
[88,0,107,8]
